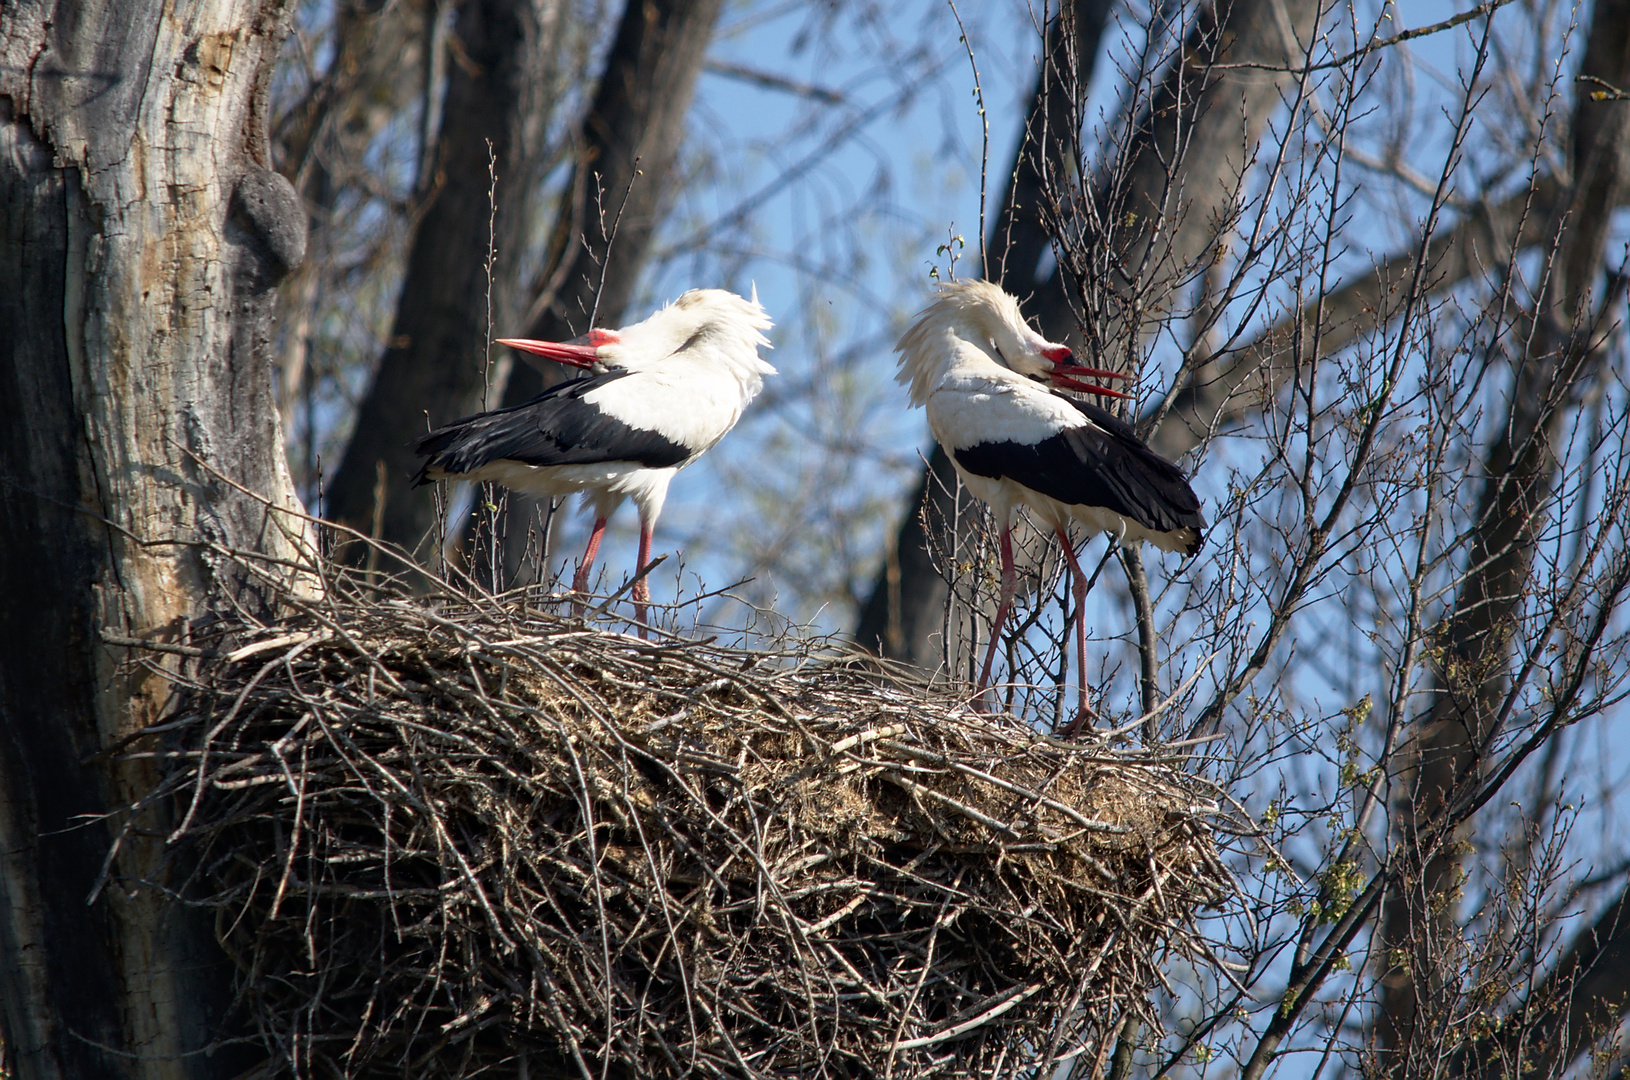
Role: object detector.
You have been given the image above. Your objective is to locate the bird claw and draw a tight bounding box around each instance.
[1052,701,1100,740]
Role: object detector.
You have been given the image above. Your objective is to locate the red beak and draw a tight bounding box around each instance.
[1050,363,1131,399]
[1052,362,1127,381]
[496,328,618,369]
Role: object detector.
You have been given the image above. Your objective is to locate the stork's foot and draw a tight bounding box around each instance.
[569,568,591,617]
[1053,700,1101,740]
[632,580,651,641]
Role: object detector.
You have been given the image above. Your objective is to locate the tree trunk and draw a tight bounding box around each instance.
[493,0,726,583]
[0,1,307,1076]
[324,0,560,558]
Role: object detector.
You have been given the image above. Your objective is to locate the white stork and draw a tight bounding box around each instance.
[414,288,774,631]
[895,279,1203,731]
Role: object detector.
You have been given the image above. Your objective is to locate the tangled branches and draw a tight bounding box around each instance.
[120,582,1238,1079]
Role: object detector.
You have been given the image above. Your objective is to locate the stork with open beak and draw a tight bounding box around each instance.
[894,279,1203,732]
[413,288,774,633]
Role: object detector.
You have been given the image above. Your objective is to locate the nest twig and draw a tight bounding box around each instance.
[117,573,1237,1080]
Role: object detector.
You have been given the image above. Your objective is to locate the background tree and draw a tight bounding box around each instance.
[0,0,307,1076]
[1373,1,1630,1069]
[322,0,559,559]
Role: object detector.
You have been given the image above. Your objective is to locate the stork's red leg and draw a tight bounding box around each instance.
[976,528,1016,710]
[632,519,654,639]
[571,516,609,614]
[1053,527,1098,738]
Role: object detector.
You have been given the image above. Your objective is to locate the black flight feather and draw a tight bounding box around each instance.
[953,398,1205,553]
[412,370,691,485]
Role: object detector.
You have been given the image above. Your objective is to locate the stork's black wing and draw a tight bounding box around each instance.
[952,399,1205,549]
[412,370,690,485]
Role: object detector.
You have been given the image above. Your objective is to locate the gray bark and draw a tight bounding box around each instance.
[493,0,727,583]
[324,0,559,557]
[0,1,308,1076]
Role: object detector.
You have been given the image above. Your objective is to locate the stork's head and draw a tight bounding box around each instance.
[497,288,774,383]
[659,287,776,381]
[496,327,622,371]
[894,279,1127,405]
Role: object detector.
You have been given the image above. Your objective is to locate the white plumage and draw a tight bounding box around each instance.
[895,279,1204,730]
[415,288,774,630]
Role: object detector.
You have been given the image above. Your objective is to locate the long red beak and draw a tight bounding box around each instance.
[1053,363,1127,382]
[1051,363,1131,399]
[496,328,618,369]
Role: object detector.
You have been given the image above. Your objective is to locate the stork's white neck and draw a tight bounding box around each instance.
[895,320,1020,408]
[894,280,1048,407]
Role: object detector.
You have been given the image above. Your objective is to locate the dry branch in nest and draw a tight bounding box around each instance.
[119,577,1238,1080]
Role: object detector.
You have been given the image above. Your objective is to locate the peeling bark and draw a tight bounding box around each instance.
[0,1,306,1075]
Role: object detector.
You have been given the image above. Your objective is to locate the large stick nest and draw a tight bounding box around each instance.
[131,585,1237,1079]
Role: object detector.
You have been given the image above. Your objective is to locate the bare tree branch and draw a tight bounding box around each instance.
[1147,177,1563,459]
[1464,884,1630,1078]
[1210,0,1520,76]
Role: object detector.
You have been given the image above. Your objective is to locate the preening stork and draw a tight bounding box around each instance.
[895,279,1204,731]
[413,288,774,631]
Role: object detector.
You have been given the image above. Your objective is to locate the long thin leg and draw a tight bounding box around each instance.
[1054,527,1098,738]
[631,518,654,639]
[976,527,1016,710]
[571,516,609,614]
